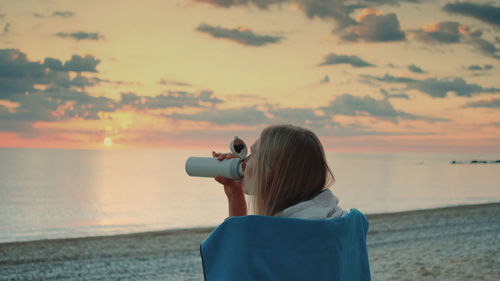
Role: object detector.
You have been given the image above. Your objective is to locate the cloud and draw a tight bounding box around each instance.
[196,0,355,29]
[443,2,500,27]
[1,48,230,125]
[43,57,64,71]
[468,65,482,71]
[408,64,426,73]
[380,89,409,99]
[410,21,464,44]
[362,73,415,84]
[53,11,74,18]
[34,11,75,18]
[320,75,330,84]
[291,0,358,29]
[195,0,285,9]
[486,122,500,127]
[267,106,332,127]
[195,1,418,31]
[467,64,493,71]
[120,91,222,110]
[196,23,283,46]
[169,92,443,128]
[3,23,9,35]
[168,106,270,125]
[0,49,229,133]
[320,93,443,123]
[61,55,100,72]
[410,21,500,59]
[467,29,500,59]
[416,77,498,98]
[0,49,47,96]
[463,98,500,108]
[56,31,103,41]
[44,55,101,73]
[0,48,456,141]
[319,53,374,67]
[159,79,192,87]
[339,9,405,42]
[364,73,500,98]
[0,88,117,123]
[0,49,116,124]
[69,75,102,88]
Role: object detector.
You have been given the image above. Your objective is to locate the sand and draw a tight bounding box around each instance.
[1,203,499,280]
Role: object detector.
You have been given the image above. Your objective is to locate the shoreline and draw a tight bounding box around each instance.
[365,201,500,218]
[1,202,499,280]
[1,201,498,246]
[0,226,216,247]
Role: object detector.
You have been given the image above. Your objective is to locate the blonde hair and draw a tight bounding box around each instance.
[248,125,334,216]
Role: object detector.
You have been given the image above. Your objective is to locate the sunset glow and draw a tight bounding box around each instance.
[0,0,499,152]
[104,137,112,147]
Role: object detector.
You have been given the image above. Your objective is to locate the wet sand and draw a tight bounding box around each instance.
[1,203,499,280]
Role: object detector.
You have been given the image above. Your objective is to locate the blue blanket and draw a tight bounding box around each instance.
[200,209,371,281]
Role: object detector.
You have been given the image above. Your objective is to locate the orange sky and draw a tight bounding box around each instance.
[0,0,499,152]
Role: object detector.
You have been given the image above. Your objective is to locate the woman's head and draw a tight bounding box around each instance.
[243,125,334,216]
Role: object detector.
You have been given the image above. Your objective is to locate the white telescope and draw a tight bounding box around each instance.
[185,136,248,180]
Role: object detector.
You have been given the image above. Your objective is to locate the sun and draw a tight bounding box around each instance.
[104,137,113,147]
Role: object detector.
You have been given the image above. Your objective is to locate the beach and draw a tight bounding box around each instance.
[1,203,499,280]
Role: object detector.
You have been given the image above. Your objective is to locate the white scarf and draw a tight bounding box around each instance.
[277,189,347,220]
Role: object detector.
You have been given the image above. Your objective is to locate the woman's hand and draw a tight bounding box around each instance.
[213,151,247,217]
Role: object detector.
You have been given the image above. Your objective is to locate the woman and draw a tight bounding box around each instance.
[202,125,371,281]
[200,125,371,281]
[212,124,347,220]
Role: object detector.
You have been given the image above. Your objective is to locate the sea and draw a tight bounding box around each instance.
[1,147,499,243]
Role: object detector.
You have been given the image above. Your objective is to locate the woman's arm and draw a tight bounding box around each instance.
[213,151,247,217]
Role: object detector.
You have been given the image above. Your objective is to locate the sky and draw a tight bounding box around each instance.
[0,0,499,152]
